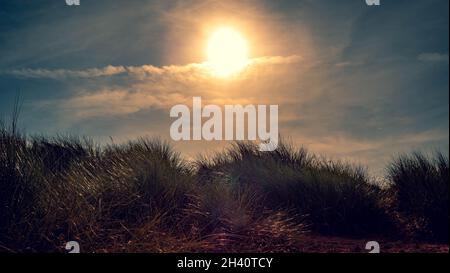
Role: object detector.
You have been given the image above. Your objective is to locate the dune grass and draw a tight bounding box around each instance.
[0,123,448,252]
[196,142,396,236]
[388,152,449,243]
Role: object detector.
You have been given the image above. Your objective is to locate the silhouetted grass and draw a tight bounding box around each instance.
[388,152,449,243]
[0,122,448,252]
[196,141,395,236]
[0,123,304,252]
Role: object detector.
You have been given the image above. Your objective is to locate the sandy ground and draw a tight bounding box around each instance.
[293,235,449,253]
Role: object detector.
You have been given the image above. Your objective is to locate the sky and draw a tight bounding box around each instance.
[0,0,448,176]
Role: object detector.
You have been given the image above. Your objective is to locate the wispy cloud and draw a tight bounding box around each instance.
[27,55,304,119]
[2,55,302,80]
[417,52,449,62]
[3,65,127,79]
[61,89,187,118]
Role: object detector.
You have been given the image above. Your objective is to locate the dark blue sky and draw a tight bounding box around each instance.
[0,0,448,175]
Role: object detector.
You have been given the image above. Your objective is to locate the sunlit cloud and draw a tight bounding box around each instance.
[2,55,302,80]
[3,65,127,79]
[24,55,303,119]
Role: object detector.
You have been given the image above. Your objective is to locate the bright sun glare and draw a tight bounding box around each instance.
[206,27,249,77]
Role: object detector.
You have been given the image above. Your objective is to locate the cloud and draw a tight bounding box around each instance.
[31,54,304,119]
[3,65,127,79]
[417,52,449,62]
[285,126,449,176]
[61,89,188,118]
[2,55,302,80]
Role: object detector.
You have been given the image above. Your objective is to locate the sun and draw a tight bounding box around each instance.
[206,27,249,77]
